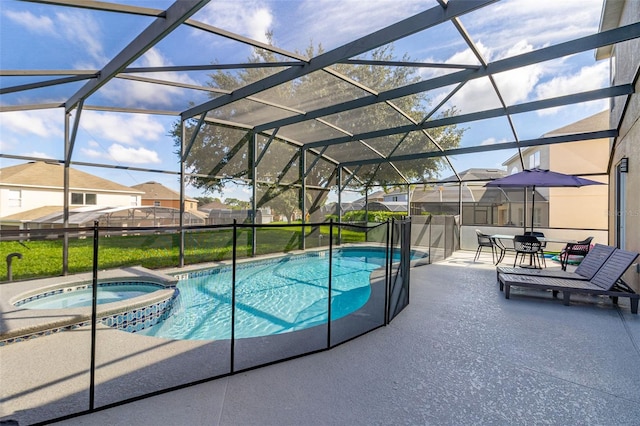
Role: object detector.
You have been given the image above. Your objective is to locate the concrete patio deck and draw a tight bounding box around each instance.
[8,250,640,425]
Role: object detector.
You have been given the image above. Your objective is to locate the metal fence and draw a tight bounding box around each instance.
[0,219,412,425]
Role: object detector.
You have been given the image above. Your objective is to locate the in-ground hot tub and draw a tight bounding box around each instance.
[14,281,167,310]
[2,267,179,346]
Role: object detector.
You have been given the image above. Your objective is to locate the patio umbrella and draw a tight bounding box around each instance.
[484,168,604,232]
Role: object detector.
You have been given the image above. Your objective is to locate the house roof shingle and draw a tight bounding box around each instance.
[130,181,196,202]
[0,161,142,194]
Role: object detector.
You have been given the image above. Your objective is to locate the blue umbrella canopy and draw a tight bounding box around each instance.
[485,168,604,231]
[484,168,604,188]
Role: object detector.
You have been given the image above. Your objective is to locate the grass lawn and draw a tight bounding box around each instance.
[1,225,372,282]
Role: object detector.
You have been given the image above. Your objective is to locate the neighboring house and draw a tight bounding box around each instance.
[130,181,199,213]
[411,169,508,223]
[501,111,610,230]
[597,0,640,291]
[0,161,143,229]
[198,200,230,215]
[208,207,273,225]
[198,199,274,225]
[382,190,408,203]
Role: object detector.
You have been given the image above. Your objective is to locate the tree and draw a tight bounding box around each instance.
[172,36,464,217]
[262,187,299,223]
[194,196,219,206]
[224,198,251,210]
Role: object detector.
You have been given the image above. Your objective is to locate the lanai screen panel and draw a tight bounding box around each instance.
[344,162,405,190]
[321,102,417,136]
[258,69,374,113]
[350,134,409,159]
[89,76,212,112]
[255,184,300,221]
[388,129,444,157]
[1,0,635,201]
[388,157,450,184]
[461,0,604,62]
[277,120,348,145]
[304,151,336,189]
[0,108,67,161]
[256,138,300,185]
[1,80,87,108]
[184,122,251,181]
[211,98,299,127]
[323,140,388,164]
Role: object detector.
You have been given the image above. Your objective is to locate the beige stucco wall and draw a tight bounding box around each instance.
[549,138,610,174]
[548,183,609,230]
[548,138,609,230]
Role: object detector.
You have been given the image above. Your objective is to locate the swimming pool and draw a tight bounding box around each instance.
[139,247,418,341]
[15,282,166,310]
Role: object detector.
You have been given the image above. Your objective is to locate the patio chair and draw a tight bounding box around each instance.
[474,230,496,263]
[498,248,639,313]
[512,235,544,268]
[525,231,547,267]
[558,236,593,271]
[496,243,615,290]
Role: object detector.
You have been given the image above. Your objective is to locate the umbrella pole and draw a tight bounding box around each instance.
[531,185,535,233]
[522,187,528,233]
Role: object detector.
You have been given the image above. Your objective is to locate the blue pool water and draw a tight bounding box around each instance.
[16,282,163,310]
[139,248,411,341]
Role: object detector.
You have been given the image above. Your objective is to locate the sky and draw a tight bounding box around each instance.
[0,0,611,203]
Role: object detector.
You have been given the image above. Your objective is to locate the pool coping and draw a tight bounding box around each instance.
[0,266,178,343]
[0,244,429,345]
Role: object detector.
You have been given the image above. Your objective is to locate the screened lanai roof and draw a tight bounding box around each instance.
[1,0,639,193]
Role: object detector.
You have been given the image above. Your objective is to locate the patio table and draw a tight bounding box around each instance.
[490,234,577,265]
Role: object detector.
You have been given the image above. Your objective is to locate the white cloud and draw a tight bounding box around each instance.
[462,0,603,57]
[433,41,543,114]
[4,10,55,34]
[4,9,106,67]
[492,42,544,106]
[536,61,609,100]
[108,144,161,164]
[0,110,64,138]
[22,151,53,159]
[480,137,507,146]
[288,0,429,51]
[81,143,161,164]
[101,48,200,108]
[56,11,106,65]
[535,61,609,115]
[80,147,102,159]
[197,1,274,44]
[79,111,165,145]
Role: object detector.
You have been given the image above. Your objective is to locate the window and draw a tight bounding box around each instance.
[130,196,138,206]
[8,189,21,207]
[528,151,540,169]
[71,193,83,204]
[71,192,97,205]
[154,201,161,207]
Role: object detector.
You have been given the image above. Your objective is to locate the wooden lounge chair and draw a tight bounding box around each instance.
[498,248,639,313]
[496,243,615,290]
